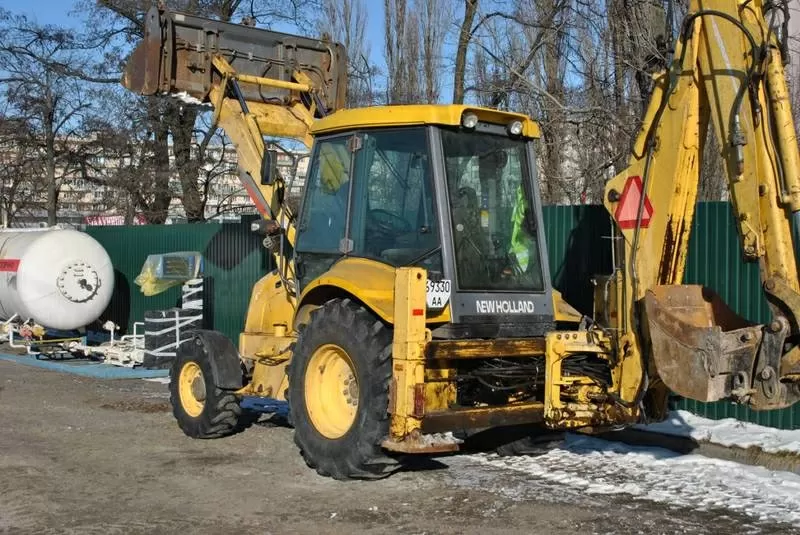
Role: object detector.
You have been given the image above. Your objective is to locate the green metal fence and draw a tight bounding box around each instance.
[679,204,797,428]
[88,203,799,429]
[86,217,269,345]
[543,203,799,429]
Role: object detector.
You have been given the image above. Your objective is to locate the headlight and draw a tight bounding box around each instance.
[507,120,523,136]
[461,112,478,129]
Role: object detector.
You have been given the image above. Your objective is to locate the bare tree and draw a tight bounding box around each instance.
[0,114,46,226]
[384,0,452,105]
[0,10,105,225]
[453,0,479,104]
[453,0,673,203]
[384,0,415,103]
[464,0,575,201]
[316,0,379,107]
[87,0,317,222]
[1,0,729,222]
[77,90,175,223]
[383,0,420,104]
[419,1,452,103]
[533,0,571,203]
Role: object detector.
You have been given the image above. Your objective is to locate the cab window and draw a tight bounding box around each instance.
[295,137,352,253]
[295,137,352,284]
[349,129,439,267]
[442,129,544,291]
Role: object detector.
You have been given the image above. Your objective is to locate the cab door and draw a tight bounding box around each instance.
[347,127,441,271]
[294,135,354,288]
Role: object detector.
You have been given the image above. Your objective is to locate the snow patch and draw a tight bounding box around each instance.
[466,435,800,527]
[637,410,800,455]
[173,91,207,106]
[143,377,170,384]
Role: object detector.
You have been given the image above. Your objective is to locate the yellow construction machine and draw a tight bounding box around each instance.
[121,0,800,479]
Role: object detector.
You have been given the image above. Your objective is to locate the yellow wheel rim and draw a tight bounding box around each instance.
[304,344,359,439]
[178,361,206,418]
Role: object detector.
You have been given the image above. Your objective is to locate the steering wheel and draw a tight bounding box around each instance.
[368,209,412,237]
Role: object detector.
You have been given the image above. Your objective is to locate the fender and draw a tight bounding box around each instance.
[179,329,243,390]
[296,256,450,327]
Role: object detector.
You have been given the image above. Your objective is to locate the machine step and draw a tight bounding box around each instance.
[382,431,463,454]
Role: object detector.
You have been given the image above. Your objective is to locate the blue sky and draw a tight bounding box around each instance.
[2,0,81,26]
[2,0,462,101]
[2,0,388,68]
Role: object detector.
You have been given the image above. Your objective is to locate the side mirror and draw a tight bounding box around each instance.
[260,149,279,185]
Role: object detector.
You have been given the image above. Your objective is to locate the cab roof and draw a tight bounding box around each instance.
[310,104,541,138]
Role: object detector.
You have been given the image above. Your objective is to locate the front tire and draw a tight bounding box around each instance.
[288,298,398,480]
[169,337,256,439]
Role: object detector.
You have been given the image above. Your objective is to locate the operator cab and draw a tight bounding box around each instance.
[294,105,553,338]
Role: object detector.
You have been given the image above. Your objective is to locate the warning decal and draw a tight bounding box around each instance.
[0,259,20,272]
[614,175,653,229]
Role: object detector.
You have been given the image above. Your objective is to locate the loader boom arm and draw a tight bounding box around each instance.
[122,6,347,248]
[604,0,800,410]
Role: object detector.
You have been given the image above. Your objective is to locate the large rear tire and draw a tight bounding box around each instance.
[288,298,399,480]
[169,337,256,439]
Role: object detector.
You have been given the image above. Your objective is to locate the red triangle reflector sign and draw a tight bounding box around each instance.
[615,175,653,229]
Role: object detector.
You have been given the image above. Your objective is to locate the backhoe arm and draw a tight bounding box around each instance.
[604,0,800,410]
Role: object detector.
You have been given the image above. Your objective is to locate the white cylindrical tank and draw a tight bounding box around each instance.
[0,228,114,331]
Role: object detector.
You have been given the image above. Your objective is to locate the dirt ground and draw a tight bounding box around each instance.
[0,360,796,535]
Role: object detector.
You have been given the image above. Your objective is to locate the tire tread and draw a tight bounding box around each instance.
[289,298,398,480]
[169,336,257,440]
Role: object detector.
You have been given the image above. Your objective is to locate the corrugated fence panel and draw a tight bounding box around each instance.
[542,202,798,429]
[87,221,267,342]
[200,222,270,342]
[679,203,798,429]
[543,205,613,316]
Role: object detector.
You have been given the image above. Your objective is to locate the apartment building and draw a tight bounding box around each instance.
[1,139,309,227]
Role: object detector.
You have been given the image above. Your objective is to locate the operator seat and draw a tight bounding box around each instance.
[451,186,490,286]
[379,193,437,265]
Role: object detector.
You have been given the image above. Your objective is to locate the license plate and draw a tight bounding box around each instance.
[426,279,451,309]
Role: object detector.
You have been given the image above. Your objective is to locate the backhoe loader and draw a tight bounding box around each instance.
[121,0,800,479]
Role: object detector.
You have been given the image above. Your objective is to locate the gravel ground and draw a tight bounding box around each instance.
[1,360,797,534]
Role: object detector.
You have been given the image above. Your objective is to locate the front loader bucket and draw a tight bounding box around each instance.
[122,6,347,113]
[644,285,762,402]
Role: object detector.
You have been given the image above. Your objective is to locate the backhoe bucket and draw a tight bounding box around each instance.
[644,285,762,402]
[122,6,347,113]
